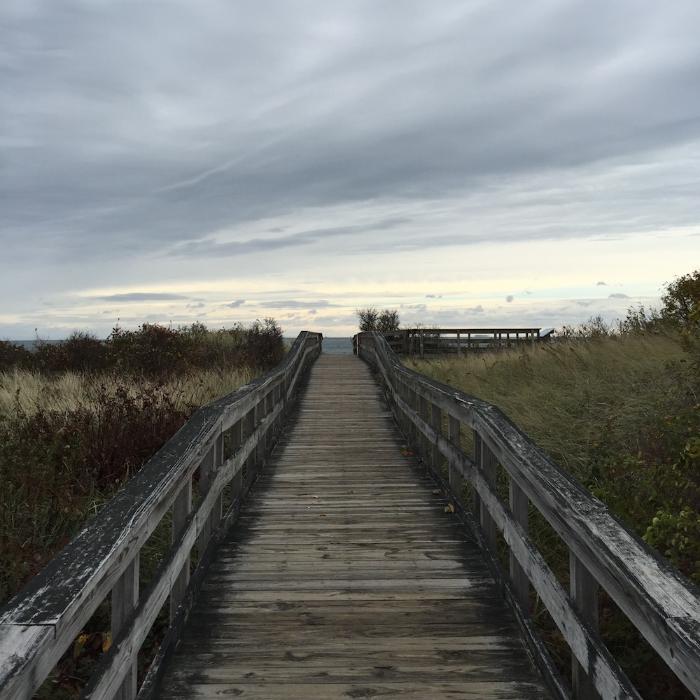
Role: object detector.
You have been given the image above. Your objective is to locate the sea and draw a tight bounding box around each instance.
[14,337,356,355]
[319,337,354,355]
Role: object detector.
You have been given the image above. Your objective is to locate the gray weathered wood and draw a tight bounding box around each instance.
[570,553,599,700]
[111,555,139,700]
[430,402,443,472]
[447,414,461,491]
[157,355,549,700]
[509,479,530,612]
[170,481,192,622]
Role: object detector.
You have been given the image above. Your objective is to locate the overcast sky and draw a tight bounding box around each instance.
[1,0,699,338]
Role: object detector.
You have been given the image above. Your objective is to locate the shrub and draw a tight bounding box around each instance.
[356,307,400,332]
[661,269,700,327]
[0,321,286,377]
[0,341,32,372]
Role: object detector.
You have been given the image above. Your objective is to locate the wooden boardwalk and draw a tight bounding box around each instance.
[158,355,549,699]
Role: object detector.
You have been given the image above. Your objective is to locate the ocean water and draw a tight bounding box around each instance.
[15,337,356,355]
[321,337,354,355]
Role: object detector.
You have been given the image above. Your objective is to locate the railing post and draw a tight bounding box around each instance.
[429,402,442,473]
[418,394,430,467]
[170,479,192,622]
[570,553,600,699]
[196,445,215,553]
[447,415,460,493]
[245,406,257,489]
[111,555,139,700]
[213,432,224,530]
[254,398,264,472]
[474,432,498,552]
[509,478,530,611]
[230,418,244,505]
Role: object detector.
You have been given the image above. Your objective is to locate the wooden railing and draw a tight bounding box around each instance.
[356,331,700,700]
[0,331,322,700]
[354,328,551,357]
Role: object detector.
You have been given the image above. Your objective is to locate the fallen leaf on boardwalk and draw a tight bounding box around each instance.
[444,503,455,514]
[102,633,112,653]
[432,489,440,495]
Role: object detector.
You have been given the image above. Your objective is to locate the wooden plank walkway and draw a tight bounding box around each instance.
[158,355,550,699]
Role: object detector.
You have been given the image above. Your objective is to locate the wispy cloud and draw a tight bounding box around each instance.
[93,293,189,302]
[259,300,340,309]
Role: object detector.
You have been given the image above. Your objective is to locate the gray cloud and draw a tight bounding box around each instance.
[170,218,408,259]
[225,299,246,308]
[505,295,515,303]
[94,292,188,302]
[259,300,339,309]
[596,281,607,286]
[1,1,699,336]
[3,1,700,266]
[609,293,630,299]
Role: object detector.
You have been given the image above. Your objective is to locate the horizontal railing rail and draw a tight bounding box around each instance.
[356,330,700,700]
[354,328,551,357]
[0,331,322,700]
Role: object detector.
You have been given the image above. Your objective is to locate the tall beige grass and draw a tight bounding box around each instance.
[405,331,692,482]
[0,367,255,418]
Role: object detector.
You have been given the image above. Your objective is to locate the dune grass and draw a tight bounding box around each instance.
[406,330,699,698]
[0,366,255,606]
[0,366,254,418]
[406,331,695,486]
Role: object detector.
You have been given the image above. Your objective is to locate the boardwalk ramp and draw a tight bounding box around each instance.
[157,356,548,698]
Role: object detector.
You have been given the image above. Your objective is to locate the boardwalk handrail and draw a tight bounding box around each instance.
[0,331,322,700]
[356,331,700,700]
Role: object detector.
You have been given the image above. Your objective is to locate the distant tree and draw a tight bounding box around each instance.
[356,307,400,332]
[377,309,400,333]
[660,269,700,327]
[357,307,379,331]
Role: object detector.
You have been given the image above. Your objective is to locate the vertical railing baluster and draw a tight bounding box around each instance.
[475,434,498,552]
[429,402,442,473]
[170,480,192,622]
[213,433,224,531]
[472,430,482,519]
[230,418,244,507]
[196,445,215,553]
[447,415,460,495]
[418,394,430,468]
[570,553,600,699]
[111,555,139,700]
[509,478,530,611]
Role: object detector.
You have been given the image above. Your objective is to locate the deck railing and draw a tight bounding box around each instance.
[356,330,700,700]
[359,327,551,357]
[0,331,322,700]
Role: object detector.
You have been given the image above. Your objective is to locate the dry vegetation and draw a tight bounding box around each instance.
[0,320,284,608]
[405,270,700,698]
